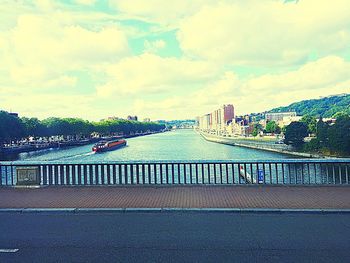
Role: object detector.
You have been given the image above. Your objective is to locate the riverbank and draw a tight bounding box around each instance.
[0,130,167,156]
[200,132,324,158]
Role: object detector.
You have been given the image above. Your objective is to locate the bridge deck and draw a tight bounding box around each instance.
[0,185,349,209]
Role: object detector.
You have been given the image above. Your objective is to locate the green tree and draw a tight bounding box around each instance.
[251,123,263,136]
[265,121,281,134]
[0,111,25,144]
[300,115,317,134]
[284,122,308,148]
[327,115,350,155]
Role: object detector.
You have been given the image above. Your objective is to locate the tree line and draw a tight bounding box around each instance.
[0,111,165,145]
[284,113,350,156]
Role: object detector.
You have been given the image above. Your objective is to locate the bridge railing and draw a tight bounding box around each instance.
[1,159,349,186]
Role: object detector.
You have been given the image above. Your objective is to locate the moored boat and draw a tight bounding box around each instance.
[92,139,127,153]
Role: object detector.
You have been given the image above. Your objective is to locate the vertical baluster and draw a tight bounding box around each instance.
[326,164,330,184]
[275,163,279,184]
[196,164,199,184]
[288,163,291,184]
[231,163,235,184]
[77,165,81,185]
[346,164,349,185]
[225,163,229,184]
[71,165,76,185]
[166,164,169,184]
[269,163,272,184]
[42,165,48,185]
[118,164,122,185]
[281,163,285,185]
[65,165,70,185]
[338,165,342,185]
[314,163,317,184]
[54,165,59,185]
[135,164,139,184]
[100,165,105,185]
[177,164,181,184]
[160,164,163,184]
[152,164,156,184]
[142,164,146,184]
[237,163,241,184]
[332,164,336,184]
[58,165,63,185]
[213,163,217,184]
[244,163,248,184]
[10,165,14,186]
[250,163,253,184]
[171,164,175,184]
[190,164,193,184]
[294,164,298,184]
[256,163,259,184]
[219,164,223,184]
[4,166,8,186]
[208,163,211,184]
[124,164,129,184]
[148,164,151,184]
[307,163,311,185]
[201,163,205,184]
[301,164,304,185]
[88,165,93,185]
[184,164,187,184]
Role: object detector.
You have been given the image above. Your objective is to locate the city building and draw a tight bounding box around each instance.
[143,118,151,122]
[265,112,297,122]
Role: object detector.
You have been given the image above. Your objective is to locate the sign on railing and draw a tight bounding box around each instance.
[16,166,40,186]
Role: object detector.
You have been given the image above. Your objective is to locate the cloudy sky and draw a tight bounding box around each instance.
[0,0,349,120]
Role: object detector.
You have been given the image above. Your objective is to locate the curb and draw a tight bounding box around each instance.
[1,208,350,214]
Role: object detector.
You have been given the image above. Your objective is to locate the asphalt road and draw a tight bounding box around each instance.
[0,211,349,263]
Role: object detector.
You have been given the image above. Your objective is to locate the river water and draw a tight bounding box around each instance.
[11,130,292,162]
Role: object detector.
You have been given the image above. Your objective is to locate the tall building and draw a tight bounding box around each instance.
[221,104,235,125]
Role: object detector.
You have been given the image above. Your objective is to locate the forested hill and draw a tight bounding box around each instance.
[268,94,350,117]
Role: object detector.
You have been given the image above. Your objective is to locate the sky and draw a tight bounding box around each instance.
[0,0,350,121]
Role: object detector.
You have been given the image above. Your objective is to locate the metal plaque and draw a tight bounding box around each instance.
[16,166,40,186]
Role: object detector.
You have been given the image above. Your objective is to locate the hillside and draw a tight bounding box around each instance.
[268,94,350,117]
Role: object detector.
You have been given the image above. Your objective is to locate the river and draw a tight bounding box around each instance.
[4,130,294,162]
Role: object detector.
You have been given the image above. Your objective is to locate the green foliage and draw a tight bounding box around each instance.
[0,111,24,144]
[265,121,281,134]
[300,115,317,134]
[327,116,350,155]
[284,122,308,148]
[252,123,263,137]
[0,110,165,145]
[269,94,350,118]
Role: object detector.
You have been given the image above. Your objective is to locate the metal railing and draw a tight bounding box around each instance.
[1,159,350,186]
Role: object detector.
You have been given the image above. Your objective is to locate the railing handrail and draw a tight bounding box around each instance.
[1,158,350,166]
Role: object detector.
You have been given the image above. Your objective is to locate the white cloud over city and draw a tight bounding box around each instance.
[0,0,349,120]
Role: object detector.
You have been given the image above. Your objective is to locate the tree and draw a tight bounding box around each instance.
[251,123,263,137]
[327,115,350,155]
[265,121,281,134]
[284,122,308,148]
[300,115,317,134]
[0,111,25,144]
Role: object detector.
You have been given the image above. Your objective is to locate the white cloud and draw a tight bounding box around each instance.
[129,56,350,119]
[177,0,350,66]
[96,53,219,97]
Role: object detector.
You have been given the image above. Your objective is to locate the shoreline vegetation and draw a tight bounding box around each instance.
[198,113,350,158]
[0,110,166,155]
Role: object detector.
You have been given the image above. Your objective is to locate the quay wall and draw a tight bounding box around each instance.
[200,132,323,158]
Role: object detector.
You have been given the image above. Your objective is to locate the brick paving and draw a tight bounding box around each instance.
[0,185,349,209]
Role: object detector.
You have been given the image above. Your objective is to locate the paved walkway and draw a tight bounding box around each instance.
[0,185,349,209]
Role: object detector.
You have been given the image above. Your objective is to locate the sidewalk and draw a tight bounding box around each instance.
[1,185,349,209]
